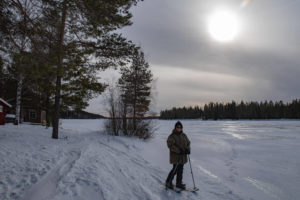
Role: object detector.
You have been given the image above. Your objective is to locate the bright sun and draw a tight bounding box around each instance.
[208,10,239,42]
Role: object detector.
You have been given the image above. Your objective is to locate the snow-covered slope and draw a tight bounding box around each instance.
[1,119,300,200]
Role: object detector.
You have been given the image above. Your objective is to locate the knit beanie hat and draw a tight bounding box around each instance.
[175,121,183,129]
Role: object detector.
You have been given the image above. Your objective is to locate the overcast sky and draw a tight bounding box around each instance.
[85,0,300,115]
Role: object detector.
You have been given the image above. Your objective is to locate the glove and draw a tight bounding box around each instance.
[179,148,185,155]
[185,148,190,155]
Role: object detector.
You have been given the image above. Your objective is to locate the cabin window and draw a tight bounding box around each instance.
[0,105,3,113]
[30,111,36,119]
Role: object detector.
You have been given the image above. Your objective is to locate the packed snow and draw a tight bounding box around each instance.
[1,119,300,200]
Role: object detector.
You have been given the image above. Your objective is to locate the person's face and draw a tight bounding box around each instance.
[176,126,182,131]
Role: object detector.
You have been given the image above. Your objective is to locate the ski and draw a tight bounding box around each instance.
[182,187,199,192]
[160,181,182,193]
[165,185,183,193]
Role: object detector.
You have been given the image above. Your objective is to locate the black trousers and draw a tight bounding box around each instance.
[166,164,184,184]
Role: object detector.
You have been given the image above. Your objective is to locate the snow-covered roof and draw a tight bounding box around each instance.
[5,114,15,118]
[0,98,12,107]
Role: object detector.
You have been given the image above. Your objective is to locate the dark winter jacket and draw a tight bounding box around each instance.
[167,129,190,164]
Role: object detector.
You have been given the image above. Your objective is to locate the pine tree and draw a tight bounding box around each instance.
[38,0,142,139]
[1,0,142,136]
[118,49,153,137]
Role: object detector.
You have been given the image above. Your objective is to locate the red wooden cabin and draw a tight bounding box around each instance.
[0,98,12,125]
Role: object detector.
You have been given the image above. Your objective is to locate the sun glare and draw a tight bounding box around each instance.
[208,10,239,42]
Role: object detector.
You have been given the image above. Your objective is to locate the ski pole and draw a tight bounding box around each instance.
[188,154,196,189]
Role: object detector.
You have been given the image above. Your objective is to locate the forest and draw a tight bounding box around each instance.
[0,0,145,138]
[160,99,300,120]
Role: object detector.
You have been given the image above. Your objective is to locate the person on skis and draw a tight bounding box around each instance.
[165,121,191,189]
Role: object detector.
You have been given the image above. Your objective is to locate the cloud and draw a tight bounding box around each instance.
[87,0,300,114]
[152,65,273,109]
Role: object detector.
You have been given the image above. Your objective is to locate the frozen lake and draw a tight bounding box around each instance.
[150,120,300,200]
[62,119,300,200]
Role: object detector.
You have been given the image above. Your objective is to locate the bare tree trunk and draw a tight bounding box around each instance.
[14,75,23,125]
[45,89,50,128]
[133,101,136,131]
[52,73,61,138]
[14,3,29,125]
[133,70,137,131]
[122,103,128,135]
[0,59,3,98]
[105,84,123,136]
[110,89,117,135]
[52,1,67,139]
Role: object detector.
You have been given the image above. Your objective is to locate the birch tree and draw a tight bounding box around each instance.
[0,0,42,124]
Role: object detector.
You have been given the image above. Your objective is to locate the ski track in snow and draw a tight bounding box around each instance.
[22,141,85,200]
[244,177,283,200]
[0,125,74,200]
[50,134,202,200]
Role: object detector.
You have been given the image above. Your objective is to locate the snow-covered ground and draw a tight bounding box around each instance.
[1,119,300,200]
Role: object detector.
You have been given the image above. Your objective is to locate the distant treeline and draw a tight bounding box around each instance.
[160,99,300,120]
[61,110,105,119]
